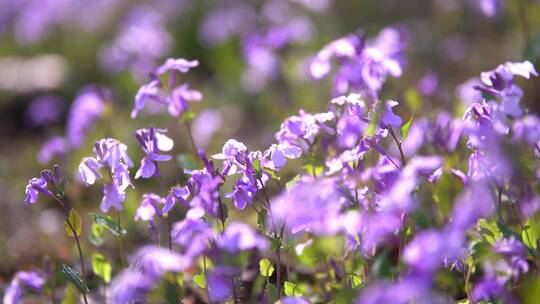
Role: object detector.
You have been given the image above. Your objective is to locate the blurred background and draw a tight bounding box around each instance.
[0,0,539,287]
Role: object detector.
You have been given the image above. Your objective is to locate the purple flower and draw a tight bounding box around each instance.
[403,229,464,274]
[417,72,438,96]
[3,271,45,304]
[310,26,408,97]
[131,58,202,118]
[164,185,190,213]
[110,246,187,304]
[276,110,335,150]
[135,193,165,221]
[356,275,443,304]
[38,136,69,164]
[217,222,268,253]
[24,176,51,205]
[172,208,215,262]
[271,177,345,235]
[449,180,495,232]
[493,237,529,279]
[66,86,107,147]
[77,138,134,212]
[155,58,198,76]
[199,4,257,47]
[207,267,235,302]
[474,61,538,118]
[98,7,171,78]
[191,109,223,148]
[134,127,174,179]
[25,95,62,127]
[380,100,402,127]
[472,277,517,303]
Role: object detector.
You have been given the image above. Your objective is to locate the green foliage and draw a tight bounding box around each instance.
[523,218,538,250]
[61,264,89,294]
[89,222,107,246]
[349,274,363,288]
[400,114,414,142]
[259,258,275,277]
[64,209,82,237]
[92,253,112,283]
[477,219,502,245]
[89,213,127,237]
[193,273,207,288]
[284,281,307,296]
[60,285,78,304]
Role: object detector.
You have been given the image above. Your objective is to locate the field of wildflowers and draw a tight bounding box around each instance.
[1,1,540,303]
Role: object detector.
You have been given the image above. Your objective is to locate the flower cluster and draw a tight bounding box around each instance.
[9,16,540,304]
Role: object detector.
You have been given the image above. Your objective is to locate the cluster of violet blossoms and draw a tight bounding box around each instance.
[11,23,540,303]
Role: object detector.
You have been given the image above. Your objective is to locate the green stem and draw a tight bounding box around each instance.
[115,211,127,268]
[65,217,89,304]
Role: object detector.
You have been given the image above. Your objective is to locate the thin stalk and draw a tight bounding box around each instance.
[388,126,406,166]
[155,163,173,250]
[231,278,239,304]
[217,196,226,233]
[65,218,89,304]
[52,195,88,304]
[257,177,282,297]
[115,211,127,268]
[184,121,198,156]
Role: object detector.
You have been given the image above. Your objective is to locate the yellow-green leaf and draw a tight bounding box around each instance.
[193,273,206,288]
[64,209,82,237]
[259,258,275,277]
[350,274,363,288]
[400,114,414,142]
[92,253,112,283]
[523,219,538,250]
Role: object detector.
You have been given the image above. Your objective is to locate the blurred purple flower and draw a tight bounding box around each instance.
[218,222,268,253]
[271,177,346,235]
[25,95,62,127]
[310,26,408,97]
[417,72,438,96]
[99,7,171,78]
[3,270,45,304]
[38,136,69,164]
[66,86,107,147]
[131,58,202,118]
[192,109,223,148]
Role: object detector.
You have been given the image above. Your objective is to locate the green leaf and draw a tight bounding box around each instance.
[350,274,363,288]
[180,110,197,123]
[265,283,278,303]
[193,273,206,288]
[284,281,296,296]
[61,264,89,294]
[400,114,414,142]
[286,174,301,190]
[92,253,112,283]
[60,285,78,304]
[477,219,502,244]
[259,258,275,277]
[64,209,82,237]
[89,213,127,237]
[523,219,538,250]
[284,281,305,296]
[89,223,107,247]
[177,153,198,170]
[302,155,324,176]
